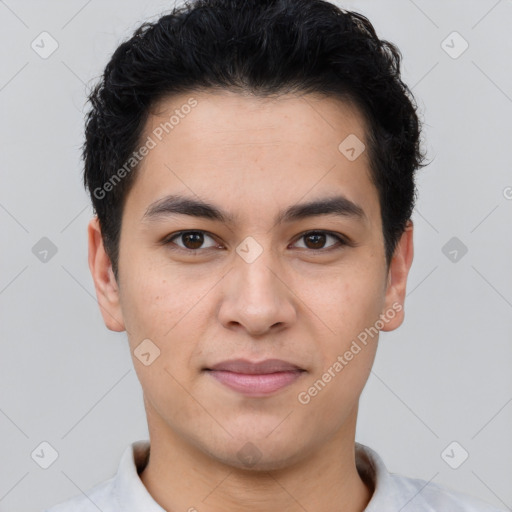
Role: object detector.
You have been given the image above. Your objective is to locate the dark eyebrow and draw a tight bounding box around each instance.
[275,195,366,224]
[142,194,367,225]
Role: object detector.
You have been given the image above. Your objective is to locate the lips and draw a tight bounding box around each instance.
[204,358,305,396]
[206,358,304,374]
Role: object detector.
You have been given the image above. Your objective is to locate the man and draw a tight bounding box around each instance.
[45,0,505,510]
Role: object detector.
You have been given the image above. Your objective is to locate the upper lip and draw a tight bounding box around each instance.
[206,358,304,374]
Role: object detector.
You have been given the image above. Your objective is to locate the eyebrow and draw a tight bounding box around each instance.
[142,194,367,226]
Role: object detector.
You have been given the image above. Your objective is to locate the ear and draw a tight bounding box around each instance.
[87,217,125,332]
[380,219,414,332]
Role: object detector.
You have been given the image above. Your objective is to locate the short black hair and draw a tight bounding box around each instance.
[83,0,427,280]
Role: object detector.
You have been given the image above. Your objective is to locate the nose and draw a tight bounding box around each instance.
[217,245,297,337]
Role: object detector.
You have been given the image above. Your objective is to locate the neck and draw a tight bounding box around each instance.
[139,402,372,512]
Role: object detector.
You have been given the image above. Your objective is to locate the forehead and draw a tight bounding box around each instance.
[124,90,380,229]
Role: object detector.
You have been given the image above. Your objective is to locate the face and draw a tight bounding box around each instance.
[89,90,413,471]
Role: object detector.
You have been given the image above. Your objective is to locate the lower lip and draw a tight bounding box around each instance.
[206,370,304,396]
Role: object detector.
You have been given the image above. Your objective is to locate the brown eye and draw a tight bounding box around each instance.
[166,231,218,251]
[181,232,204,249]
[293,231,346,251]
[164,230,348,253]
[304,232,327,249]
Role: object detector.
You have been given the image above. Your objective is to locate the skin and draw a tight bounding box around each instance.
[88,90,414,512]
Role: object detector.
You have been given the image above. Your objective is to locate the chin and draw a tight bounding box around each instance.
[205,435,309,473]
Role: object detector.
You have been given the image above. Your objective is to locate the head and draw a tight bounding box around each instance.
[86,0,425,471]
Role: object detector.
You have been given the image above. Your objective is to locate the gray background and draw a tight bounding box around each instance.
[1,0,511,511]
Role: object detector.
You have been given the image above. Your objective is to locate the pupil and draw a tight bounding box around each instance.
[306,232,325,249]
[184,232,203,249]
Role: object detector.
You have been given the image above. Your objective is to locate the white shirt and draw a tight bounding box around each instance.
[44,440,506,511]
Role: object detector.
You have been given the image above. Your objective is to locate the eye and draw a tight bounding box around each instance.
[292,231,347,251]
[162,229,349,253]
[164,231,219,251]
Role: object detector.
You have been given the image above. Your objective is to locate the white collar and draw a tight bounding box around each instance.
[111,440,398,511]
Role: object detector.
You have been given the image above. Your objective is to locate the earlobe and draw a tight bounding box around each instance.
[87,217,125,332]
[380,219,414,332]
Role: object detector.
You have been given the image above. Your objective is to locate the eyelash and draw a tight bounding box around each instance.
[162,230,350,253]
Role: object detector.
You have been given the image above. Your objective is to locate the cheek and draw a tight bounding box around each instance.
[120,270,201,411]
[118,254,212,379]
[296,279,381,427]
[301,265,385,337]
[296,264,384,405]
[329,274,382,359]
[119,250,198,337]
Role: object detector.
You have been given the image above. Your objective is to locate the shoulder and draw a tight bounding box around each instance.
[42,476,117,512]
[355,443,506,512]
[41,440,154,512]
[388,472,507,512]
